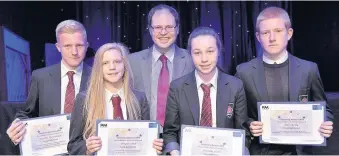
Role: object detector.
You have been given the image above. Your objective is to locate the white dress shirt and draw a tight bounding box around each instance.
[195,69,218,127]
[60,61,83,113]
[105,88,127,120]
[263,50,289,64]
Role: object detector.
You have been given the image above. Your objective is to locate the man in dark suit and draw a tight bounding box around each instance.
[163,27,249,155]
[128,4,194,129]
[235,7,333,155]
[4,20,91,153]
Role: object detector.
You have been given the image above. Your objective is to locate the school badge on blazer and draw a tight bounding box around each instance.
[299,88,309,102]
[299,95,309,102]
[227,103,234,118]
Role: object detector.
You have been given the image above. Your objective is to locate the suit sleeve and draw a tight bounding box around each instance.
[234,66,254,141]
[234,81,248,129]
[67,93,87,155]
[15,71,40,119]
[163,84,180,153]
[234,81,251,147]
[140,92,150,120]
[310,63,333,121]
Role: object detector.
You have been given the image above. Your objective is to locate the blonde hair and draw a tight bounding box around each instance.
[83,43,141,139]
[55,19,87,42]
[256,7,291,32]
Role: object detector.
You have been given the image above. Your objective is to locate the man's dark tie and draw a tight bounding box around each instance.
[200,84,212,127]
[157,55,169,126]
[112,95,124,120]
[64,71,75,114]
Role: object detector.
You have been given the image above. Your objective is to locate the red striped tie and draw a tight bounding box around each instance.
[200,84,212,127]
[64,71,75,114]
[112,95,124,120]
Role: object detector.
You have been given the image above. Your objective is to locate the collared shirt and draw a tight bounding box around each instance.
[60,61,83,113]
[105,88,127,119]
[263,50,289,64]
[150,45,175,120]
[195,69,219,127]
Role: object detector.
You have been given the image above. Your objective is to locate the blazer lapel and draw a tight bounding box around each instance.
[80,64,91,92]
[141,48,152,101]
[49,63,61,114]
[183,72,200,125]
[252,57,269,101]
[288,54,302,101]
[216,72,230,127]
[172,46,187,80]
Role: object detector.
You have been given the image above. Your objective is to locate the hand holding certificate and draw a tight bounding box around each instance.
[258,102,326,146]
[19,114,71,156]
[180,125,245,156]
[96,120,159,156]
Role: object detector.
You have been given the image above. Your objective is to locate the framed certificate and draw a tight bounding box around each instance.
[19,114,71,156]
[96,120,159,156]
[180,125,245,156]
[258,101,326,146]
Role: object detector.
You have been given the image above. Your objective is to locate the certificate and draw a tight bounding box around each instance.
[258,102,326,146]
[96,120,159,156]
[19,114,71,156]
[180,125,245,156]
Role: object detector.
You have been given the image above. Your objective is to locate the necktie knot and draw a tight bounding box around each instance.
[66,71,75,81]
[111,95,121,107]
[201,84,211,94]
[112,95,123,120]
[160,55,167,64]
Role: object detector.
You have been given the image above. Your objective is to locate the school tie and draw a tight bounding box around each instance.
[112,95,124,120]
[64,71,75,113]
[200,84,212,127]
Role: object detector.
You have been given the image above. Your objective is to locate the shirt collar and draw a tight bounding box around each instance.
[195,69,218,90]
[60,61,83,78]
[105,87,124,100]
[263,50,289,64]
[152,45,175,64]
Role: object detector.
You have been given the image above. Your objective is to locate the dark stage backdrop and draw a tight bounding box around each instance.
[0,1,339,155]
[0,1,338,91]
[79,1,291,74]
[292,2,339,92]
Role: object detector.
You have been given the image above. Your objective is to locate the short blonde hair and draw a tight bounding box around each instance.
[256,7,291,32]
[55,19,87,42]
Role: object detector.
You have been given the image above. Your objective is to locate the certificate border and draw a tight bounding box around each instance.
[19,113,71,156]
[179,124,246,155]
[95,120,160,155]
[257,101,326,146]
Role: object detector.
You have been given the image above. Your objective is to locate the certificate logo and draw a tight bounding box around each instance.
[262,105,269,110]
[184,127,192,133]
[149,123,157,128]
[312,105,322,110]
[100,123,107,128]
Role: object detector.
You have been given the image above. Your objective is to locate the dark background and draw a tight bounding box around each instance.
[0,1,339,155]
[1,1,338,91]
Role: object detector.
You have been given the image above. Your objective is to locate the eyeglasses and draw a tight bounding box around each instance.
[150,25,177,32]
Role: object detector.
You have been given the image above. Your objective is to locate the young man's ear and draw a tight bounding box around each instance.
[287,28,294,41]
[55,43,61,53]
